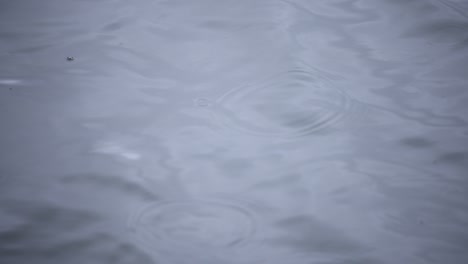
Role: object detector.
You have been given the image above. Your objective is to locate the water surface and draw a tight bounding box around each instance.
[1,0,468,263]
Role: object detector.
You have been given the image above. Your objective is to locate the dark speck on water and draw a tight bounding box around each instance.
[66,56,75,61]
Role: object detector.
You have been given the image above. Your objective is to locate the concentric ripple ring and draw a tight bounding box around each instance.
[211,69,351,138]
[128,199,257,252]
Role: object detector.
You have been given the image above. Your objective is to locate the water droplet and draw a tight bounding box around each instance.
[210,69,351,138]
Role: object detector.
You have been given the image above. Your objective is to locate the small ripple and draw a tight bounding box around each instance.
[128,198,256,254]
[0,79,23,86]
[193,97,212,107]
[434,0,468,19]
[358,98,468,128]
[92,141,141,161]
[209,68,352,138]
[60,173,159,202]
[399,137,436,149]
[401,18,468,46]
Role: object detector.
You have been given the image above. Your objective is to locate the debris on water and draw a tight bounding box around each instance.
[66,56,75,61]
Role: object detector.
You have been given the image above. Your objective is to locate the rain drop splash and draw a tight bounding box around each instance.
[211,69,351,138]
[129,199,256,255]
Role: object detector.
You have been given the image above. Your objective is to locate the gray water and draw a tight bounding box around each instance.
[1,0,468,263]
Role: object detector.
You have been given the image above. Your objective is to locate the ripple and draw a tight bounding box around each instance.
[210,69,351,138]
[129,199,256,253]
[0,79,23,86]
[193,97,212,107]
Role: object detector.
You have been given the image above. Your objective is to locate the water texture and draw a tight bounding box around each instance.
[1,0,468,263]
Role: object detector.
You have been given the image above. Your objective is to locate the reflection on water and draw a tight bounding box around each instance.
[1,0,468,263]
